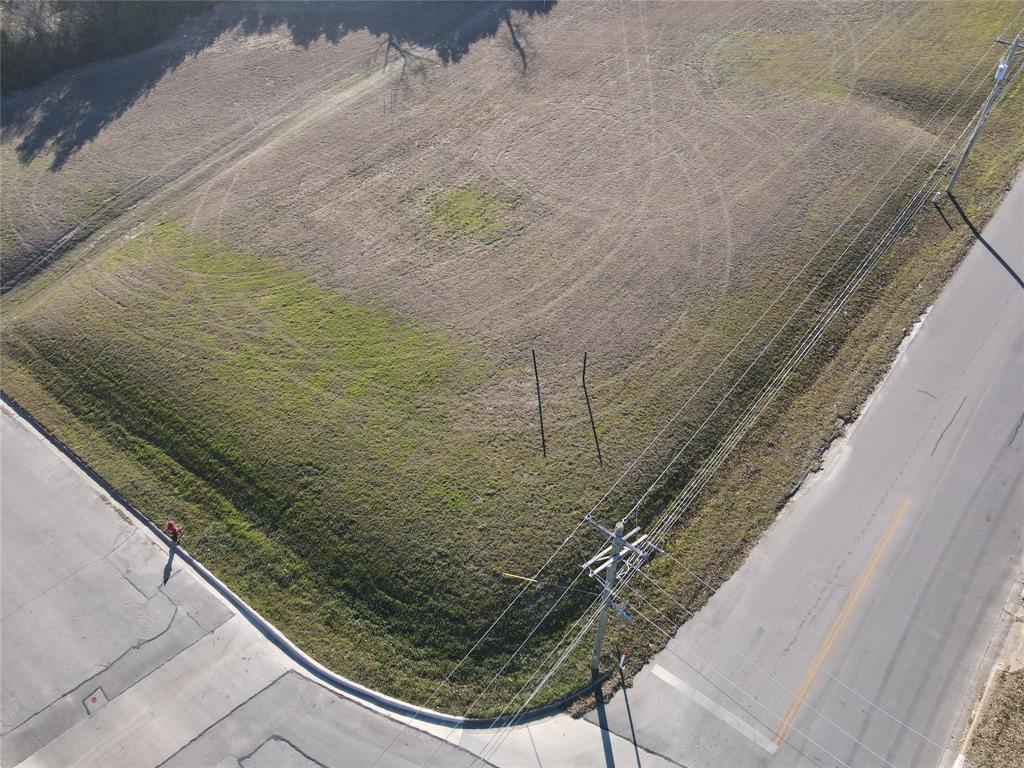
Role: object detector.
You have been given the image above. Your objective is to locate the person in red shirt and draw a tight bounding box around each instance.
[166,520,180,543]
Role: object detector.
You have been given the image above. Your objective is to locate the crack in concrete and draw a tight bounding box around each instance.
[238,735,332,768]
[154,672,292,768]
[0,527,139,622]
[110,526,137,556]
[931,395,967,457]
[1008,408,1024,448]
[2,600,185,736]
[123,604,180,658]
[121,571,151,600]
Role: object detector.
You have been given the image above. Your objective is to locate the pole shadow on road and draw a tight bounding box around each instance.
[593,686,617,768]
[592,668,644,768]
[618,665,644,768]
[948,193,1024,291]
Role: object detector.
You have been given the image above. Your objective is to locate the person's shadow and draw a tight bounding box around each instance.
[163,541,178,585]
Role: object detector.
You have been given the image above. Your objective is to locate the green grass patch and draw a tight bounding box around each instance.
[713,29,850,101]
[1,217,620,713]
[429,184,510,243]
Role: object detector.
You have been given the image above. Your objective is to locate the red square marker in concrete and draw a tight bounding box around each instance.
[84,688,108,715]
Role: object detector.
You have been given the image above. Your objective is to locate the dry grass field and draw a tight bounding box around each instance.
[2,1,1023,713]
[968,667,1024,767]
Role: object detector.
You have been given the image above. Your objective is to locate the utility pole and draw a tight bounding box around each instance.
[591,519,623,673]
[583,516,649,674]
[945,32,1022,197]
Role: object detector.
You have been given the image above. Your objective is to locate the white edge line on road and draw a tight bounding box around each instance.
[651,664,779,755]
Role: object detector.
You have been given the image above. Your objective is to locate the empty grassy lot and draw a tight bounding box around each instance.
[2,1,1023,713]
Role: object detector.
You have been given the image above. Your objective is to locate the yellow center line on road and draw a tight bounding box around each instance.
[772,497,912,746]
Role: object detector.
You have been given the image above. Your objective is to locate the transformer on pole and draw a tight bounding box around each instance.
[945,33,1022,197]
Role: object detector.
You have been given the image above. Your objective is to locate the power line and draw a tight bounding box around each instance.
[627,565,913,768]
[467,590,608,766]
[621,58,1015,532]
[622,589,857,768]
[430,62,1020,756]
[365,516,590,768]
[639,76,1001,551]
[420,570,594,766]
[476,41,1010,755]
[464,61,1013,764]
[579,13,1022,534]
[945,31,1023,196]
[474,578,855,768]
[642,545,956,758]
[389,15,1023,766]
[643,32,1018,548]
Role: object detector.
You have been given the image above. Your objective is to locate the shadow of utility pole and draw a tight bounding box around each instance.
[618,662,644,768]
[593,685,617,768]
[948,193,1024,291]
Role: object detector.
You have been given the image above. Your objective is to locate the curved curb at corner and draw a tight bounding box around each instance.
[1,391,610,730]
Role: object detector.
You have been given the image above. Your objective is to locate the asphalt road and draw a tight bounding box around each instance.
[589,176,1024,767]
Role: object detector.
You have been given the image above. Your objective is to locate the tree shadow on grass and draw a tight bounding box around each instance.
[0,0,554,171]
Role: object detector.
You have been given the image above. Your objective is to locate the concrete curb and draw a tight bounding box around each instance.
[1,391,609,729]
